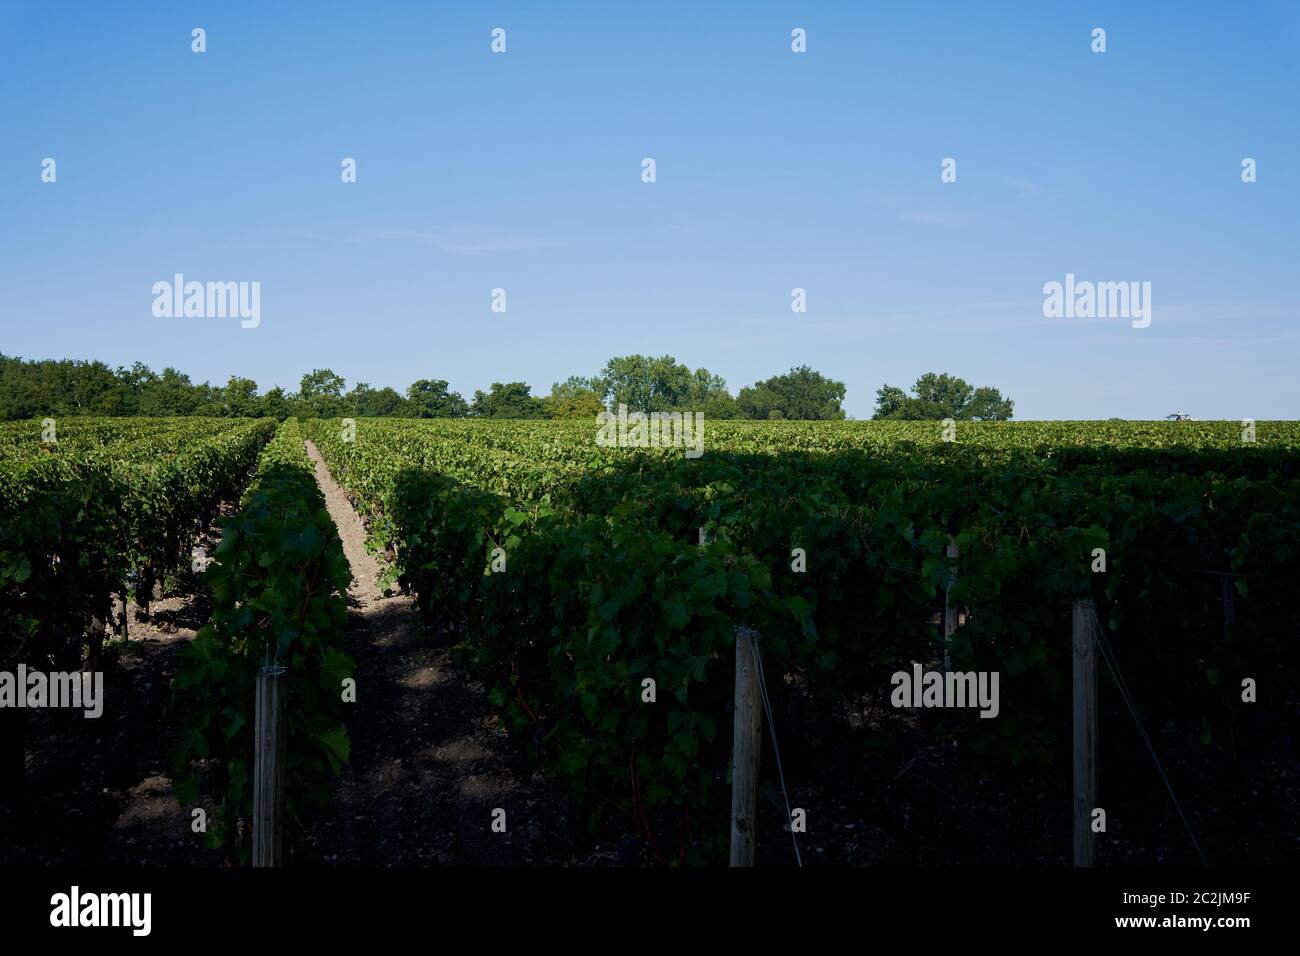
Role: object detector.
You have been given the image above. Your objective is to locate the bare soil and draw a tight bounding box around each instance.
[300,440,590,865]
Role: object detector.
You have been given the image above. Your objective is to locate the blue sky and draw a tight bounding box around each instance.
[1,1,1297,419]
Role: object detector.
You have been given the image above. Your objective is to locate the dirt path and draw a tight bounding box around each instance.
[302,441,578,865]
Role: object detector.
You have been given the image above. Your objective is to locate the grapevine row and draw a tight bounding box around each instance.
[0,418,277,671]
[169,421,354,862]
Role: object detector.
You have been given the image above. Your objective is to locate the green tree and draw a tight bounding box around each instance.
[736,366,847,420]
[596,356,737,413]
[221,376,261,418]
[299,368,346,400]
[0,354,35,418]
[697,391,740,419]
[138,367,203,416]
[111,362,157,415]
[543,378,605,419]
[63,360,122,415]
[406,379,468,418]
[470,382,545,419]
[686,367,735,414]
[964,386,1016,421]
[258,386,293,421]
[598,355,693,411]
[872,373,1014,421]
[872,384,909,419]
[298,369,347,418]
[349,382,410,417]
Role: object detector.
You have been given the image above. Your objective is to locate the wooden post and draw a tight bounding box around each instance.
[943,538,959,670]
[87,615,106,671]
[253,665,288,867]
[941,537,959,705]
[1072,601,1098,867]
[730,627,762,867]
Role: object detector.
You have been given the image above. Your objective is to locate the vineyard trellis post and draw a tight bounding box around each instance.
[253,665,288,867]
[943,537,959,702]
[1072,601,1098,867]
[87,615,105,671]
[730,627,763,867]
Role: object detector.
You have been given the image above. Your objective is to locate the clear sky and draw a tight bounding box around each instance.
[2,2,1297,419]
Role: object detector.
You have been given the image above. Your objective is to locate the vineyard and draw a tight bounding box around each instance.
[305,418,1298,863]
[2,417,1297,865]
[0,418,275,668]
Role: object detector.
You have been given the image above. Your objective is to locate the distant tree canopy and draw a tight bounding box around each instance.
[470,382,545,419]
[542,377,605,419]
[0,353,854,422]
[0,355,210,419]
[872,373,1014,421]
[737,366,847,420]
[405,379,467,419]
[590,356,845,420]
[349,382,409,418]
[596,354,733,413]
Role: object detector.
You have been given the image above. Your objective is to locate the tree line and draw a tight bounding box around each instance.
[0,353,1012,422]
